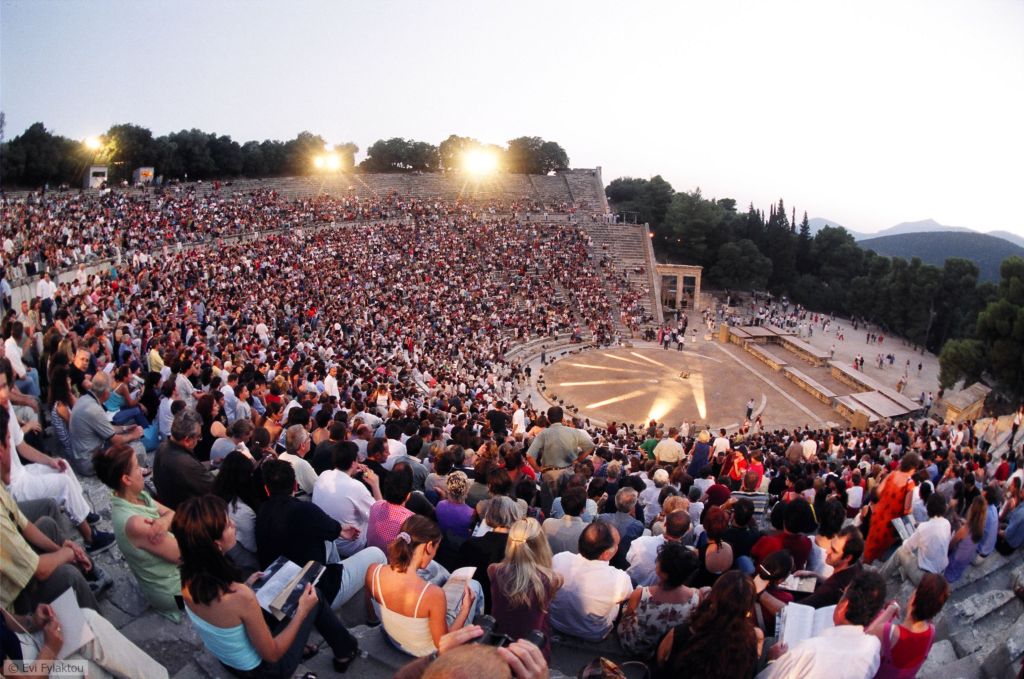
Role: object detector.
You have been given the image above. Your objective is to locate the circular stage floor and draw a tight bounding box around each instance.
[539,342,828,430]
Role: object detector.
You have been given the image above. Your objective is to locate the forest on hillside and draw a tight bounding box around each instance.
[606,176,1024,398]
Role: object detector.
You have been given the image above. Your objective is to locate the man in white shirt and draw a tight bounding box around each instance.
[549,522,632,642]
[880,493,951,585]
[757,570,886,679]
[653,427,683,464]
[313,443,382,556]
[626,511,690,586]
[4,323,40,398]
[801,434,818,461]
[324,365,340,399]
[510,399,526,437]
[279,425,318,495]
[36,272,57,325]
[712,428,731,456]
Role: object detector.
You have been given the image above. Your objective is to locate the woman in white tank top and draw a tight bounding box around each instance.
[365,515,479,656]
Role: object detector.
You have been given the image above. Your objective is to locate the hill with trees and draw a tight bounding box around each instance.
[858,231,1024,283]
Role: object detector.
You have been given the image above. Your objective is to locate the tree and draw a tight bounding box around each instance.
[284,131,328,175]
[973,256,1024,396]
[708,239,772,290]
[166,129,217,179]
[796,211,812,273]
[938,339,987,389]
[361,137,439,172]
[506,136,569,174]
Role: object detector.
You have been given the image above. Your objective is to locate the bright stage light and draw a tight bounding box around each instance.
[313,156,326,169]
[462,148,498,175]
[84,136,102,151]
[324,154,341,171]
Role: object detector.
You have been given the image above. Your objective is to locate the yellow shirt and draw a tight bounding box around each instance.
[148,348,165,373]
[0,484,40,609]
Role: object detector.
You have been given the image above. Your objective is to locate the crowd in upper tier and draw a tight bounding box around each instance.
[0,187,1022,679]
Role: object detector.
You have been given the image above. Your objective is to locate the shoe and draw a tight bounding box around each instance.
[87,567,114,597]
[85,512,101,525]
[86,530,116,555]
[332,647,359,674]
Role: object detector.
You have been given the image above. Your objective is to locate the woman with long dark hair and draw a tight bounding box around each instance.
[655,570,761,679]
[172,495,360,676]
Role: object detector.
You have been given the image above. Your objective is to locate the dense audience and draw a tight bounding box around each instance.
[0,187,1022,678]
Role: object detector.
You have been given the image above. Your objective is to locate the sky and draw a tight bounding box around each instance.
[2,0,1023,237]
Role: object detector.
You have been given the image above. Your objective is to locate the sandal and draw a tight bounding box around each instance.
[301,642,320,660]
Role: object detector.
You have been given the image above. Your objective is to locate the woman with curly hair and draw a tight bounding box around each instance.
[654,570,762,679]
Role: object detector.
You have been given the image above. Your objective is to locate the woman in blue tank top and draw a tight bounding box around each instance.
[172,495,360,677]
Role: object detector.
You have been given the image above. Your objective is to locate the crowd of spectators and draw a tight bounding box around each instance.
[0,188,1022,678]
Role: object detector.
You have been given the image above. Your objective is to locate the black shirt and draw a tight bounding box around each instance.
[459,531,509,613]
[255,495,340,569]
[152,439,214,510]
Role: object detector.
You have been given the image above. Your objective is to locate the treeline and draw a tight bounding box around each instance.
[607,176,1023,397]
[0,119,570,187]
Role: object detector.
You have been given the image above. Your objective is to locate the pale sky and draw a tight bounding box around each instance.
[2,0,1023,236]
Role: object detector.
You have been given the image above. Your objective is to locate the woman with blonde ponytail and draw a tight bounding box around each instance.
[487,517,563,660]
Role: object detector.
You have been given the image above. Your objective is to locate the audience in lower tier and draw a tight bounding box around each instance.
[0,188,1022,677]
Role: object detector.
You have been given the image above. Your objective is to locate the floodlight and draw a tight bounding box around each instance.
[324,153,341,171]
[84,136,102,151]
[314,156,326,169]
[463,148,498,175]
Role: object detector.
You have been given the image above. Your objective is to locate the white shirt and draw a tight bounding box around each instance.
[324,374,340,399]
[653,438,683,463]
[36,278,57,300]
[381,438,408,470]
[712,436,730,455]
[756,625,880,679]
[802,438,818,460]
[626,534,666,586]
[549,552,632,642]
[313,469,375,531]
[279,452,318,495]
[905,515,952,573]
[846,485,864,510]
[511,408,526,435]
[3,338,28,379]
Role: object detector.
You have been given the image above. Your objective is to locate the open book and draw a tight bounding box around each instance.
[778,574,817,594]
[778,603,835,646]
[34,588,95,660]
[252,556,325,621]
[891,515,918,543]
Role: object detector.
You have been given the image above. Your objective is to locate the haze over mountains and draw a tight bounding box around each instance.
[807,218,1024,283]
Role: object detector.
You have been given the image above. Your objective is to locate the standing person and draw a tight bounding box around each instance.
[526,406,594,495]
[173,495,361,676]
[487,518,562,661]
[866,573,949,679]
[863,454,919,564]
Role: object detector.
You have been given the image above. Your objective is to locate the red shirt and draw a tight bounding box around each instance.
[750,531,812,570]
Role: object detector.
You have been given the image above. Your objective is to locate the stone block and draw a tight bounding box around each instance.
[920,639,958,678]
[925,653,983,679]
[119,610,204,676]
[952,590,1016,624]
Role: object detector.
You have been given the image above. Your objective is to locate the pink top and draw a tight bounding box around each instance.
[366,501,415,552]
[874,621,934,679]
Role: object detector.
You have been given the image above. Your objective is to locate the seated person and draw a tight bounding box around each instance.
[750,498,814,570]
[757,571,888,679]
[435,471,475,546]
[866,573,949,679]
[542,486,587,555]
[366,464,417,552]
[255,460,383,609]
[93,444,182,621]
[880,493,951,585]
[722,498,761,574]
[0,407,102,614]
[596,487,645,570]
[618,542,703,658]
[459,497,518,612]
[213,451,264,575]
[549,522,632,642]
[313,442,382,557]
[1,603,168,679]
[365,515,483,657]
[173,495,361,676]
[152,408,214,510]
[627,511,691,586]
[488,517,562,661]
[392,629,548,679]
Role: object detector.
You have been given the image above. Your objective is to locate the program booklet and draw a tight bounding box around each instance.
[778,574,817,594]
[441,566,476,607]
[891,515,918,543]
[37,588,95,660]
[778,603,836,646]
[252,556,326,621]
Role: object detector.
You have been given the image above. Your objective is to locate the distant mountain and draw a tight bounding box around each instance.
[858,231,1024,283]
[808,217,866,240]
[989,230,1024,248]
[870,219,974,238]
